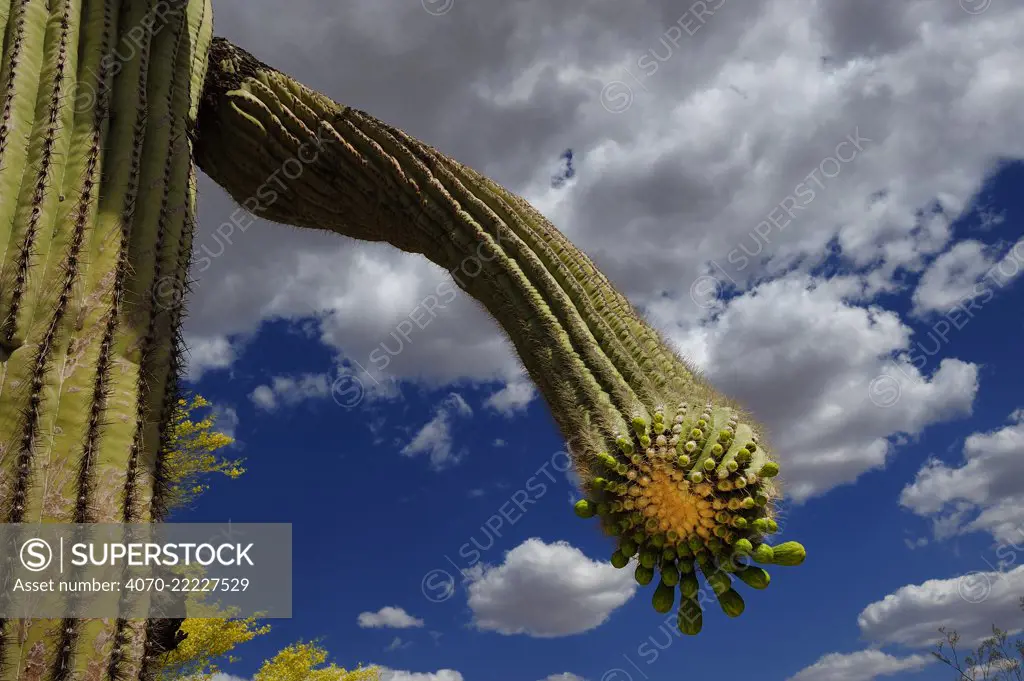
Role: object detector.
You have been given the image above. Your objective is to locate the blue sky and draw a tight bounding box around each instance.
[174,158,1024,681]
[176,2,1024,680]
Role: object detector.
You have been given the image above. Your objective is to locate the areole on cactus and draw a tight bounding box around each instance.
[0,2,805,679]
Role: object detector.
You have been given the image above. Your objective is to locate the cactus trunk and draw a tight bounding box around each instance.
[194,39,805,633]
[0,0,212,677]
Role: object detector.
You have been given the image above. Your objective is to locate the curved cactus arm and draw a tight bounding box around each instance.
[195,38,805,633]
[0,0,213,678]
[195,38,723,453]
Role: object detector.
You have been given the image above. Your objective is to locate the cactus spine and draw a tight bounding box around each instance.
[0,0,212,678]
[193,39,806,635]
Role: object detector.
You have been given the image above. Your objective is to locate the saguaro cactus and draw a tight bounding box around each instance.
[0,0,212,678]
[0,7,806,680]
[193,39,805,635]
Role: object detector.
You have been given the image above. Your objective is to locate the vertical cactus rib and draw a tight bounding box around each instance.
[0,0,77,348]
[84,0,158,536]
[35,0,116,529]
[143,0,210,531]
[0,0,44,312]
[0,0,212,679]
[117,0,183,524]
[120,0,200,525]
[3,0,82,524]
[49,3,125,679]
[3,1,116,680]
[147,163,197,523]
[0,0,41,528]
[195,37,805,635]
[74,0,156,527]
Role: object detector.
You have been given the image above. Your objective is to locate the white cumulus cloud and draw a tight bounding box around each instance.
[858,565,1024,647]
[900,408,1024,543]
[401,393,474,470]
[377,669,463,681]
[357,606,425,629]
[787,650,934,681]
[466,538,636,637]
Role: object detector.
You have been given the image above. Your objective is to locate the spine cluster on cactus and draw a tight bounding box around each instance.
[193,40,807,637]
[0,0,212,677]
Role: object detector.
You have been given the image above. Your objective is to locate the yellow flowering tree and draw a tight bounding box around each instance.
[155,392,269,681]
[157,624,380,681]
[156,609,271,681]
[252,642,378,681]
[164,393,246,513]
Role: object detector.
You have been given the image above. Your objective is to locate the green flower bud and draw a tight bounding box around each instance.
[634,564,655,586]
[574,499,597,518]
